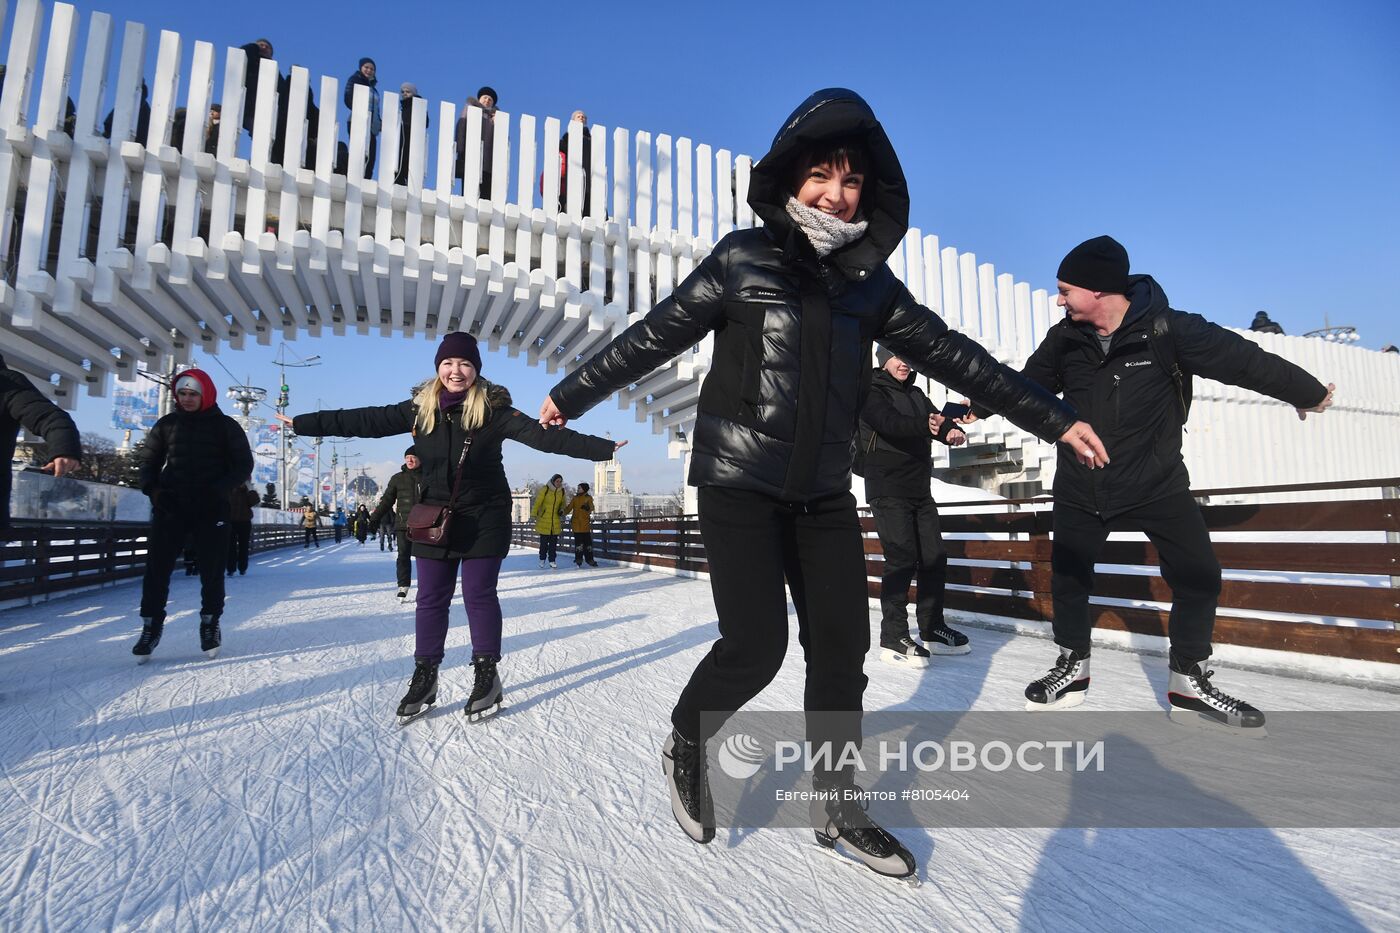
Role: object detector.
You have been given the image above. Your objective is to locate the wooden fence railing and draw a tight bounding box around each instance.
[0,520,304,604]
[512,478,1400,665]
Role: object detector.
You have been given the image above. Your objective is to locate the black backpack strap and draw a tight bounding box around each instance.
[1148,312,1191,421]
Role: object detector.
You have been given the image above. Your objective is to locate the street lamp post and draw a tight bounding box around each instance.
[272,346,321,509]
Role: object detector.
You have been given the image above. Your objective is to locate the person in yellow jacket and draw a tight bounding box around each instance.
[300,503,321,549]
[562,481,598,567]
[531,474,567,568]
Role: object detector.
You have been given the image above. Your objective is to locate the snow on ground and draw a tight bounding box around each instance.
[1,542,1397,931]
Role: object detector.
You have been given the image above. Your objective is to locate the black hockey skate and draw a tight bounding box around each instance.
[879,635,931,669]
[395,586,410,603]
[921,622,971,656]
[1025,646,1091,711]
[132,616,164,664]
[661,728,714,844]
[199,614,221,659]
[464,656,502,722]
[811,782,918,884]
[396,659,439,725]
[1167,652,1267,737]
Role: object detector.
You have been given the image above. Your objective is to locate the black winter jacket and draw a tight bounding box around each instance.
[1,355,82,528]
[858,369,951,500]
[550,88,1076,502]
[1006,275,1328,517]
[293,381,615,560]
[371,466,422,526]
[138,405,255,519]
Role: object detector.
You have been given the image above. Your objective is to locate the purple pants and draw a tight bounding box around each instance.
[413,555,504,663]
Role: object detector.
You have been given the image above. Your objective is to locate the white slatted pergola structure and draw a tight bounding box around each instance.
[3,0,1398,496]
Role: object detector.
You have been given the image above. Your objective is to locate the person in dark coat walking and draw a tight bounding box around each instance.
[343,57,382,177]
[287,332,623,724]
[1249,310,1285,335]
[238,39,274,136]
[133,369,255,662]
[226,483,260,576]
[393,83,428,186]
[370,446,421,598]
[860,349,969,668]
[557,110,593,215]
[455,88,497,198]
[537,88,1107,876]
[1,353,82,529]
[354,504,372,544]
[967,235,1334,731]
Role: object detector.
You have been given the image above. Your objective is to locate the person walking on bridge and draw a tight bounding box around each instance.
[286,332,624,725]
[964,235,1334,732]
[537,88,1108,881]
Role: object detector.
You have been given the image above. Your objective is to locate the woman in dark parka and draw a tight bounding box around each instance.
[539,88,1108,878]
[287,332,623,722]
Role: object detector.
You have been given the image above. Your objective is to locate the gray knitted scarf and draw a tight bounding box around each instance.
[784,196,869,257]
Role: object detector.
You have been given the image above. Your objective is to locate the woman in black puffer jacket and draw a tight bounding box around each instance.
[289,333,621,723]
[539,88,1108,876]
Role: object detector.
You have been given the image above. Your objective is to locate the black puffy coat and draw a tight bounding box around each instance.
[138,405,255,519]
[293,381,615,560]
[1,355,82,528]
[550,88,1076,502]
[858,369,950,500]
[1011,275,1327,517]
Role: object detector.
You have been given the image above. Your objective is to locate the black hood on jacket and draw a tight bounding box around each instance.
[747,88,910,281]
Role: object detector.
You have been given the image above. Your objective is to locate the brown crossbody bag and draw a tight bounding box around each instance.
[405,432,474,546]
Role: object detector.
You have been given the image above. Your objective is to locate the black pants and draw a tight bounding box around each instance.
[140,506,231,621]
[572,530,594,565]
[395,530,412,587]
[380,523,396,550]
[674,487,869,770]
[1051,491,1221,662]
[226,521,252,575]
[538,534,558,562]
[869,496,946,644]
[303,527,319,548]
[334,525,344,543]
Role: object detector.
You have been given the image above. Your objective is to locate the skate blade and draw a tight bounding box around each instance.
[466,701,502,723]
[397,704,436,726]
[879,648,930,670]
[1025,692,1086,712]
[1168,707,1269,739]
[926,643,971,656]
[204,648,220,660]
[816,835,920,886]
[135,655,151,665]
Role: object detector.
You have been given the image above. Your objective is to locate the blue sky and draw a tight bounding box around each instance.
[21,0,1400,492]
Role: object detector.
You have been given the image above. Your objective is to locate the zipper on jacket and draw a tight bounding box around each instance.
[1110,374,1121,428]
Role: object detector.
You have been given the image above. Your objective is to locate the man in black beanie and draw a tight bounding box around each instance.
[370,445,423,600]
[968,235,1336,732]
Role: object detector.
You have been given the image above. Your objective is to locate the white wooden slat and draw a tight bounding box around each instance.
[53,9,112,315]
[715,148,733,239]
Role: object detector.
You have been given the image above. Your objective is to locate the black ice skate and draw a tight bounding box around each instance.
[1025,646,1091,711]
[464,656,502,722]
[396,586,410,602]
[661,728,715,844]
[1167,652,1267,737]
[198,614,222,659]
[132,616,164,664]
[811,782,918,884]
[921,623,971,656]
[397,659,439,724]
[879,636,931,669]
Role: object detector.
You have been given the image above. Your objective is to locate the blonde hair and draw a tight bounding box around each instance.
[414,376,491,435]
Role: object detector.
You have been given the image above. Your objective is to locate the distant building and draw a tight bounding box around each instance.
[594,439,624,495]
[510,486,533,524]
